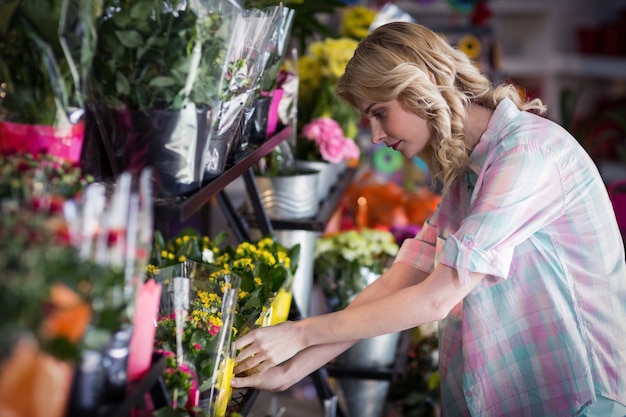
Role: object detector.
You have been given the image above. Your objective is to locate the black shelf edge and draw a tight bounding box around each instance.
[246,167,358,232]
[154,126,293,222]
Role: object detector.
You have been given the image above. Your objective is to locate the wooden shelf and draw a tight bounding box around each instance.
[154,126,292,222]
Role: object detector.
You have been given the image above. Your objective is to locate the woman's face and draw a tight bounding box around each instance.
[358,98,431,158]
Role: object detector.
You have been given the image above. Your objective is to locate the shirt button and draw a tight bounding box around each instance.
[465,239,475,248]
[466,390,473,397]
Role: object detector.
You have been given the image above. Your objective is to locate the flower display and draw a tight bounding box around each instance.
[315,228,399,312]
[297,36,361,140]
[149,228,299,416]
[0,152,94,210]
[150,229,299,335]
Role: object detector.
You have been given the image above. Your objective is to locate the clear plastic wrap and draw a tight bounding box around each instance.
[154,261,240,416]
[204,5,289,179]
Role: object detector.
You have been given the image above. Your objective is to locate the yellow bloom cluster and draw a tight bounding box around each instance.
[305,37,359,82]
[341,6,377,40]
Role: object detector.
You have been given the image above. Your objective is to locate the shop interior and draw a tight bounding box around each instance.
[1,0,625,416]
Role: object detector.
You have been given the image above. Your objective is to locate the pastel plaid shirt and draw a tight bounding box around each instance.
[395,98,626,416]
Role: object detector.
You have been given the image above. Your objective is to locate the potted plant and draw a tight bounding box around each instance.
[0,0,101,163]
[88,0,237,197]
[314,227,399,312]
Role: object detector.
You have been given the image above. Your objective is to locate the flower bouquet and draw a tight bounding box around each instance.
[0,0,100,162]
[315,228,399,312]
[296,36,361,142]
[153,265,240,417]
[205,5,291,179]
[88,0,238,198]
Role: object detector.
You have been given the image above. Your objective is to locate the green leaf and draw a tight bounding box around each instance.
[115,29,144,48]
[149,76,177,88]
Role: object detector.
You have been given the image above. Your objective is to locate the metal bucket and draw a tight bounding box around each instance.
[255,169,319,219]
[273,229,319,318]
[294,160,339,201]
[337,378,390,417]
[335,332,401,417]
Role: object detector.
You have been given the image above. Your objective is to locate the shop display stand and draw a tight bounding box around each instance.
[152,126,349,416]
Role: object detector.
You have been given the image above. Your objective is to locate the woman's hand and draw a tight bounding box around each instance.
[233,321,306,376]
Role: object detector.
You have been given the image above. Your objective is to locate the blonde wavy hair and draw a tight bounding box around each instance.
[336,21,546,194]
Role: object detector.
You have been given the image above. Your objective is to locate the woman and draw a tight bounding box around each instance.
[232,22,626,416]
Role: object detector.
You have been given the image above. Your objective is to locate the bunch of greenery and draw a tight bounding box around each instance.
[0,0,101,125]
[89,0,232,111]
[315,228,399,312]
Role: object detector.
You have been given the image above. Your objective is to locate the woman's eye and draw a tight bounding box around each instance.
[373,110,384,119]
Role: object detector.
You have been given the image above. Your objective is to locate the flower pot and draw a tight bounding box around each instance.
[294,159,339,201]
[91,104,211,199]
[254,168,320,219]
[335,332,402,417]
[241,96,272,150]
[0,120,85,163]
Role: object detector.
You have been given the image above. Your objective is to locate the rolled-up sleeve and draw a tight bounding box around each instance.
[394,216,439,274]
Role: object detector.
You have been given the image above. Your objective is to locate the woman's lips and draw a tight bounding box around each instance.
[390,140,401,150]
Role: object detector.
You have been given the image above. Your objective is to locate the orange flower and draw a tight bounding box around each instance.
[41,283,92,343]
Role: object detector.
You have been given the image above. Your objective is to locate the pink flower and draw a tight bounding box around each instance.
[301,117,359,164]
[209,324,221,336]
[342,138,361,161]
[319,134,347,164]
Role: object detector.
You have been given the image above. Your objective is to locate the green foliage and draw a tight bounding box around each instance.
[90,0,230,111]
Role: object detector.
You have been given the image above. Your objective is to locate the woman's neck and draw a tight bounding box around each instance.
[465,104,493,148]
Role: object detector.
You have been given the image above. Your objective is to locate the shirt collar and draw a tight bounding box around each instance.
[466,97,523,181]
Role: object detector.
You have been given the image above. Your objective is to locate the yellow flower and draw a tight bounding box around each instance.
[254,277,262,286]
[178,255,186,262]
[322,38,359,80]
[341,6,377,40]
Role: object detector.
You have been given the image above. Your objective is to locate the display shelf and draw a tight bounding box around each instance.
[154,126,292,223]
[395,0,548,15]
[243,167,358,232]
[554,54,626,80]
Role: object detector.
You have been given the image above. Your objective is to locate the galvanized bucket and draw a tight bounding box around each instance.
[255,168,319,219]
[294,160,339,201]
[335,332,401,417]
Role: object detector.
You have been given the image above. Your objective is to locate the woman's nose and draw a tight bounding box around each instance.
[370,123,384,144]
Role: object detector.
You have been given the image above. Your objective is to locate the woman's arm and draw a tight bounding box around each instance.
[232,262,484,389]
